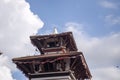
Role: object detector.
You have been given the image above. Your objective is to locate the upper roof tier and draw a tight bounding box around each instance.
[30,32,78,54]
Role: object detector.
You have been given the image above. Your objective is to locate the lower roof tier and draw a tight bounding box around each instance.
[12,52,92,79]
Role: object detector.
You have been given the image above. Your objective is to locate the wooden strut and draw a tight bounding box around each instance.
[70,57,78,69]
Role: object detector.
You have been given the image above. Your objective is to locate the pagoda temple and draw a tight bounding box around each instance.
[12,31,92,80]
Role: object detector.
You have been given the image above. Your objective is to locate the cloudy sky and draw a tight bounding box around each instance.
[0,0,120,80]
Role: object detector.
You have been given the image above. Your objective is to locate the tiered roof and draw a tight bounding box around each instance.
[12,32,92,80]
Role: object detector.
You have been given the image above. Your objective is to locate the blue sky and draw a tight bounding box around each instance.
[0,0,120,80]
[27,0,120,37]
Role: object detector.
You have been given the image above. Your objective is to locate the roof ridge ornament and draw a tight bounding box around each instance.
[53,27,58,34]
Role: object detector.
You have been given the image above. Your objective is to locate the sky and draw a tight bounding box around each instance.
[0,0,120,80]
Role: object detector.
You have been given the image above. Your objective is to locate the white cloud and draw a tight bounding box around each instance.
[0,66,15,80]
[0,0,44,80]
[0,55,15,80]
[105,14,120,25]
[99,1,118,9]
[65,22,120,80]
[92,67,120,80]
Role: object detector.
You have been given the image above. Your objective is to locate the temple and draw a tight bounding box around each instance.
[12,31,92,80]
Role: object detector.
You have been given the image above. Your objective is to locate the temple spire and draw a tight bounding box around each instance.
[53,27,58,34]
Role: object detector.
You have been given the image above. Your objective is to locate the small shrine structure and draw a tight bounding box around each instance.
[12,31,92,80]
